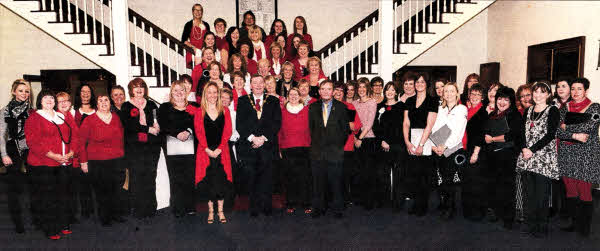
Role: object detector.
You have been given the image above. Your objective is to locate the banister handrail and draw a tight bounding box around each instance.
[315,9,379,58]
[128,8,194,55]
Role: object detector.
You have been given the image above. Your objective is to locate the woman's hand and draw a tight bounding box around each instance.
[406,142,416,155]
[573,133,589,143]
[2,156,13,166]
[80,162,89,173]
[177,131,191,141]
[522,148,533,160]
[381,141,390,152]
[469,153,479,164]
[213,149,222,157]
[560,123,566,131]
[484,135,493,144]
[415,145,424,156]
[354,139,362,148]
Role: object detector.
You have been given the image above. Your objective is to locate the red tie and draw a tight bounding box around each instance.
[255,99,261,111]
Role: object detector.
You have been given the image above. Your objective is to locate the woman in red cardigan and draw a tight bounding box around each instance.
[79,95,126,226]
[279,87,312,215]
[291,41,311,81]
[194,82,233,224]
[25,89,77,240]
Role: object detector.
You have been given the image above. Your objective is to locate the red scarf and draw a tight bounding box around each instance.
[232,89,247,111]
[568,98,591,113]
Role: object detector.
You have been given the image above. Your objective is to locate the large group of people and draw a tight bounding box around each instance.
[1,3,599,241]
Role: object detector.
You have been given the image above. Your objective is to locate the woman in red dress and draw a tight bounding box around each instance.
[181,4,210,68]
[239,40,258,75]
[194,82,233,224]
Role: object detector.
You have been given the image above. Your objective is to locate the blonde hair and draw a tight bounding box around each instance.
[10,79,34,104]
[169,80,189,107]
[297,78,309,89]
[441,82,460,108]
[306,56,322,71]
[269,42,283,58]
[249,25,263,41]
[257,58,271,68]
[200,81,223,115]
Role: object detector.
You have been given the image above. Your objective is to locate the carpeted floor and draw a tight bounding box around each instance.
[1,175,599,250]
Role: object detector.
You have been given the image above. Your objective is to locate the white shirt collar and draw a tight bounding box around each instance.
[37,110,65,125]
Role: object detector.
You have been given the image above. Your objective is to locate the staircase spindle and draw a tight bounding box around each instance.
[50,0,54,13]
[150,27,154,76]
[109,0,114,54]
[142,22,146,75]
[66,0,71,22]
[158,33,162,84]
[132,16,137,65]
[57,0,62,22]
[372,17,376,65]
[83,0,87,33]
[91,0,95,43]
[100,0,105,44]
[175,44,179,81]
[74,0,78,32]
[167,39,171,84]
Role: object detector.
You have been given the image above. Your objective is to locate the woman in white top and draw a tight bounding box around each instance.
[430,82,468,221]
[249,25,267,61]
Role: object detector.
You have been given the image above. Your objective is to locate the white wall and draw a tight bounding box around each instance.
[0,6,99,105]
[129,0,377,50]
[407,10,488,91]
[487,1,600,101]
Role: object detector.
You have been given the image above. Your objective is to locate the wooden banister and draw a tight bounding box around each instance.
[315,9,379,58]
[128,8,194,55]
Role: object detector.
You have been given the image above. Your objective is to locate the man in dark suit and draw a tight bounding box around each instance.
[236,74,282,216]
[309,80,350,218]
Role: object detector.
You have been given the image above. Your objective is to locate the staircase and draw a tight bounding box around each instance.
[0,0,193,101]
[1,0,495,101]
[317,0,496,82]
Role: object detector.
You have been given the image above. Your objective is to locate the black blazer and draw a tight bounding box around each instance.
[236,93,282,160]
[309,99,350,162]
[120,99,161,147]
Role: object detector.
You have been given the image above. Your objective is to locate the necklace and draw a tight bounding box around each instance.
[191,22,204,41]
[248,94,264,118]
[529,106,548,128]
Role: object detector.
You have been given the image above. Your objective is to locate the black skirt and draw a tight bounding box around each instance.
[196,157,233,202]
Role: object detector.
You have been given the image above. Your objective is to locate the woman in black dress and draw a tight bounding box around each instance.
[120,78,161,220]
[402,73,438,216]
[158,80,200,217]
[483,86,524,230]
[461,84,489,221]
[194,82,233,224]
[372,81,406,211]
[1,79,33,233]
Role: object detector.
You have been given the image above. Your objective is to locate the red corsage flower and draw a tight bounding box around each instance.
[186,105,197,116]
[386,106,392,111]
[130,108,140,117]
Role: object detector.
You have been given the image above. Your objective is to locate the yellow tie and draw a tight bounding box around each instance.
[323,103,328,127]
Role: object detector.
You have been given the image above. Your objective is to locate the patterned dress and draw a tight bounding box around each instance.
[517,107,559,179]
[557,103,600,183]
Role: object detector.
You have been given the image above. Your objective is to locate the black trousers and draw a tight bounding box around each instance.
[485,148,516,224]
[523,171,551,230]
[165,154,196,215]
[311,159,344,213]
[461,155,488,219]
[88,158,126,223]
[389,148,408,208]
[406,155,433,214]
[243,151,273,214]
[356,138,379,208]
[375,145,405,207]
[438,149,467,211]
[29,165,69,236]
[69,164,94,219]
[5,150,28,230]
[343,151,360,203]
[281,147,311,208]
[127,144,161,219]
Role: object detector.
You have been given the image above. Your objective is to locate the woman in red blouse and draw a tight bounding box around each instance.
[191,47,217,95]
[300,56,327,98]
[291,41,311,81]
[265,19,288,56]
[239,40,258,75]
[25,89,77,240]
[269,43,285,79]
[287,16,313,52]
[279,87,311,214]
[230,71,248,111]
[79,95,126,226]
[213,18,229,53]
[194,82,233,224]
[287,34,304,61]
